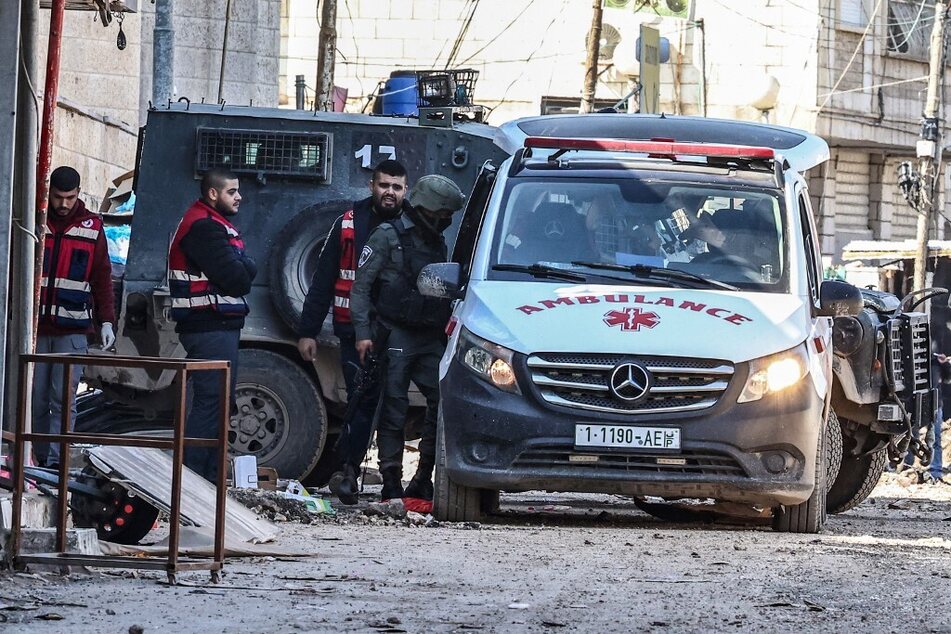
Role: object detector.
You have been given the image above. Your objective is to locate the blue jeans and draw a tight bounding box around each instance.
[179,329,240,482]
[905,405,944,478]
[32,334,88,467]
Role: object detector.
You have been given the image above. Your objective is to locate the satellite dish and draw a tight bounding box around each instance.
[749,75,781,111]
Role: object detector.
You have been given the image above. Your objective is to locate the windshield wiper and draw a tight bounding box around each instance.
[492,263,588,282]
[571,261,739,291]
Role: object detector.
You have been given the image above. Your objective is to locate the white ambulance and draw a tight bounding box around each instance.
[420,114,930,533]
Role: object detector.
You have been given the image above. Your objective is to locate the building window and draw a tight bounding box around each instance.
[540,97,625,115]
[886,0,934,58]
[838,0,869,30]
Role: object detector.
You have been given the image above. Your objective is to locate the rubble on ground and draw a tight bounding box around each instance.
[228,488,331,524]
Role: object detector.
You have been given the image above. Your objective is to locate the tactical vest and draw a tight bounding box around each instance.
[332,210,356,323]
[167,201,250,322]
[39,214,103,330]
[374,218,452,330]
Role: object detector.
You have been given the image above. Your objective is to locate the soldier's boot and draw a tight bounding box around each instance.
[330,463,359,505]
[403,459,434,501]
[380,467,404,501]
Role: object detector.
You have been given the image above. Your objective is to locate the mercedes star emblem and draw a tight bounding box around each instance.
[609,362,652,402]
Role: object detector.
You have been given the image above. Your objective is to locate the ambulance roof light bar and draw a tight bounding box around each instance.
[522,136,777,160]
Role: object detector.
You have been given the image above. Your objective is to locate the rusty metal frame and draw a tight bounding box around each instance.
[5,353,230,585]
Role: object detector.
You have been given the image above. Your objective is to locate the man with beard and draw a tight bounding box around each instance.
[168,168,257,481]
[298,159,410,504]
[33,166,115,468]
[350,174,465,508]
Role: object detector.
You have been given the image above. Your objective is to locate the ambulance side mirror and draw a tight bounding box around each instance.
[418,262,463,299]
[818,280,863,317]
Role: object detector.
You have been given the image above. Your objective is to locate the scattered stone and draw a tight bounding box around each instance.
[508,603,531,609]
[365,500,406,520]
[228,488,330,524]
[129,626,144,634]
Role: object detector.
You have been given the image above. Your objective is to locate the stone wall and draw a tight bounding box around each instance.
[34,2,281,211]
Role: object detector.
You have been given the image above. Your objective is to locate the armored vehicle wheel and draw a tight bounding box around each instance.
[827,417,887,514]
[433,411,494,523]
[826,409,843,489]
[231,349,327,481]
[72,470,159,545]
[269,200,352,332]
[772,409,828,534]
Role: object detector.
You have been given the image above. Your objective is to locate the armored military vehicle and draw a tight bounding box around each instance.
[82,102,510,481]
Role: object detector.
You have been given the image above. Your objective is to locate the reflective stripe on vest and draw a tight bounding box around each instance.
[333,209,356,323]
[167,200,250,322]
[39,214,103,330]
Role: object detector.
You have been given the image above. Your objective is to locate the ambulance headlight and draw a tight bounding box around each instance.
[738,343,810,403]
[456,328,520,393]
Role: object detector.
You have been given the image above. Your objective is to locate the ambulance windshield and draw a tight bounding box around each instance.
[490,177,788,292]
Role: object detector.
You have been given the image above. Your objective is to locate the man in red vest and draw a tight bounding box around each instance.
[297,160,410,503]
[33,166,115,468]
[168,168,257,481]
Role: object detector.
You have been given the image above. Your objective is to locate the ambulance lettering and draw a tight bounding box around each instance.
[515,293,753,326]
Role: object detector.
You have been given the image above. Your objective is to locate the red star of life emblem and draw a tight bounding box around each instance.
[603,308,660,332]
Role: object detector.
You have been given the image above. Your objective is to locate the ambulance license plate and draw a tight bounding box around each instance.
[574,424,681,450]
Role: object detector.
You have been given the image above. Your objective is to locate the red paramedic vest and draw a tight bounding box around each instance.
[39,215,103,330]
[332,210,356,323]
[167,201,250,321]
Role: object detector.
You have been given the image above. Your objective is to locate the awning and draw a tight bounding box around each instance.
[841,239,951,261]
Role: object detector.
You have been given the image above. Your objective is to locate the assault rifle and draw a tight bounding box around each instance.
[336,323,391,462]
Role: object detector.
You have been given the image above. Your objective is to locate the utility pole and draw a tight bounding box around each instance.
[152,0,175,105]
[911,1,948,291]
[579,0,603,114]
[315,0,338,112]
[218,0,233,104]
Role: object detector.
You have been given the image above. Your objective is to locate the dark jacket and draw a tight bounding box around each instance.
[175,202,257,333]
[298,196,410,339]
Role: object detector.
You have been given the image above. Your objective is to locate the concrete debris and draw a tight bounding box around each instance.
[228,489,331,524]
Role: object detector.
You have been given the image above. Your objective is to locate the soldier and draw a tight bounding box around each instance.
[297,160,411,504]
[349,175,466,505]
[168,168,257,481]
[33,166,115,468]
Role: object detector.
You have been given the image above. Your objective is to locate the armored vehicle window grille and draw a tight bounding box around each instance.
[195,128,330,181]
[527,353,733,415]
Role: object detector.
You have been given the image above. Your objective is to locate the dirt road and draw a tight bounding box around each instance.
[3,473,950,633]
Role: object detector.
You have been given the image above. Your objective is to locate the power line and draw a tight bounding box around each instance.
[458,0,535,66]
[444,0,480,69]
[817,0,884,114]
[818,74,929,98]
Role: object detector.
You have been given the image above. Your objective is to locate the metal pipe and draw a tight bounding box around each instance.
[152,0,175,104]
[0,0,23,435]
[697,18,707,117]
[295,74,306,110]
[218,0,233,104]
[8,0,39,442]
[32,0,67,353]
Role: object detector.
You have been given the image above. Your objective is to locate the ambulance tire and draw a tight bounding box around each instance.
[772,409,828,533]
[827,419,888,514]
[269,200,352,333]
[232,349,326,481]
[433,410,490,523]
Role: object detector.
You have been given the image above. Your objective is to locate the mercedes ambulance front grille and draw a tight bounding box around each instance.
[526,353,734,415]
[512,446,747,477]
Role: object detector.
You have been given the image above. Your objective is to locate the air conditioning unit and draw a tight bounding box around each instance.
[40,1,138,12]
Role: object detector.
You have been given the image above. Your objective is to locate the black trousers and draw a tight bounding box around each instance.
[333,331,382,468]
[376,327,443,474]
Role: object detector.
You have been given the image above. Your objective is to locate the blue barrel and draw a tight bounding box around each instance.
[380,71,418,116]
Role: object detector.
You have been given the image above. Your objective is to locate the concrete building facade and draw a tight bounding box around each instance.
[34,1,281,210]
[282,0,950,262]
